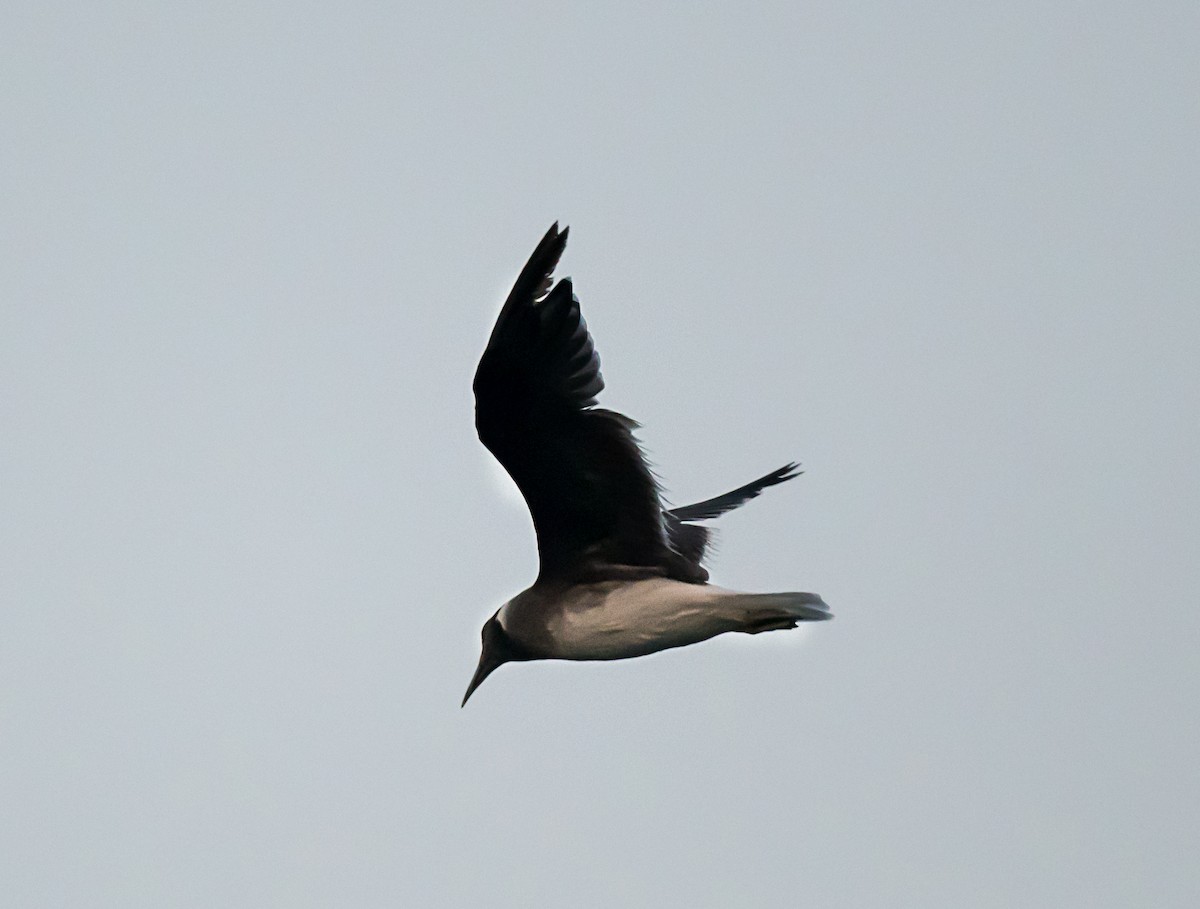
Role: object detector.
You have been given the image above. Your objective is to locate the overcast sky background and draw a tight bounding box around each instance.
[3,2,1198,906]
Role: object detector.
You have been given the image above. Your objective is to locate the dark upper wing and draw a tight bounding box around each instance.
[474,224,673,579]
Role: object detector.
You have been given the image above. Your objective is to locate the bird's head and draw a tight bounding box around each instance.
[461,611,522,707]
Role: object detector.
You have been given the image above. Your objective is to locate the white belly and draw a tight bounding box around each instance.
[544,578,741,661]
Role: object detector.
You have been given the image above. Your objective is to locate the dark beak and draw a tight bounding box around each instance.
[461,647,505,707]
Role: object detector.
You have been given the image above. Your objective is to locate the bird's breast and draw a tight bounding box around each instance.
[536,578,741,661]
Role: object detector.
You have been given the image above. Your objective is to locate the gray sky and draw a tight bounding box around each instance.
[3,2,1198,906]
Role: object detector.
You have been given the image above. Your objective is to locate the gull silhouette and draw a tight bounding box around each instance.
[464,224,830,705]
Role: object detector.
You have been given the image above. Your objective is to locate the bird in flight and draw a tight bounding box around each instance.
[463,223,829,705]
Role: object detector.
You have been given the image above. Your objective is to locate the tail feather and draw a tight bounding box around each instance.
[730,591,832,633]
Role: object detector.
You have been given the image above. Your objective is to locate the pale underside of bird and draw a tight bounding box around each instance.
[463,223,829,706]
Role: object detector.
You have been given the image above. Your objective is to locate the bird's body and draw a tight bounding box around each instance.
[500,578,828,662]
[463,223,829,705]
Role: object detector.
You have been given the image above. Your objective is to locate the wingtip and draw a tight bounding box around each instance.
[779,461,804,480]
[545,222,569,264]
[759,462,803,487]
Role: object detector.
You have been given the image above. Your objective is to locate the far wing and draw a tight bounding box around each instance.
[663,463,803,579]
[668,463,802,522]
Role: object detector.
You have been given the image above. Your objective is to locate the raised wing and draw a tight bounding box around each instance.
[474,224,673,579]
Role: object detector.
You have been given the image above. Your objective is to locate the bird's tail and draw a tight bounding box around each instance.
[726,591,832,632]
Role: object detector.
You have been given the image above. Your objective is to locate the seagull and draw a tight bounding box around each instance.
[463,223,830,706]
